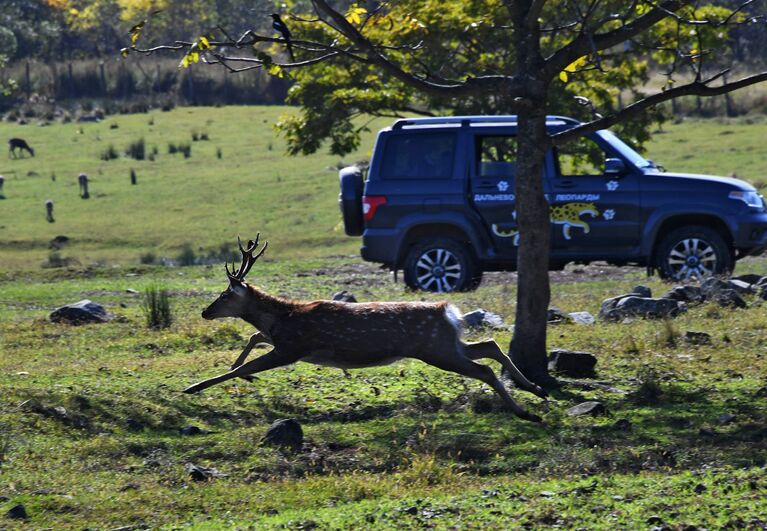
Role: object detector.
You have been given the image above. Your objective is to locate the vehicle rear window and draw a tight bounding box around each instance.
[380,133,456,179]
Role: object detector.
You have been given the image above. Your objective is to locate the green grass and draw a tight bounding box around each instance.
[1,109,766,528]
[0,106,386,269]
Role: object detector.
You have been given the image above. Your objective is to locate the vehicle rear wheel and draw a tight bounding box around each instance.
[403,239,481,292]
[654,225,732,281]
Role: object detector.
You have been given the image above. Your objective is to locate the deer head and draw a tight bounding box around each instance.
[201,235,268,320]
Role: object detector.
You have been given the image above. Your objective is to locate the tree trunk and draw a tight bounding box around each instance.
[507,3,556,387]
[509,107,556,387]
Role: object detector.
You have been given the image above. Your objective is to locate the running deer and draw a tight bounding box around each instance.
[8,138,35,158]
[187,235,547,422]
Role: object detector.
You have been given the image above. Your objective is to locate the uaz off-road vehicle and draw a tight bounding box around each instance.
[339,116,767,292]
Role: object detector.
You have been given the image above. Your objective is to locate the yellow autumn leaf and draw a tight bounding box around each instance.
[559,71,568,83]
[345,4,367,24]
[69,7,79,15]
[199,36,210,50]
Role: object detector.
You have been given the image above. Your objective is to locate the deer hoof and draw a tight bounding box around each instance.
[532,385,548,399]
[520,411,543,423]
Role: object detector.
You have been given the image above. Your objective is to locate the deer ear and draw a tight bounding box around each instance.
[230,279,248,296]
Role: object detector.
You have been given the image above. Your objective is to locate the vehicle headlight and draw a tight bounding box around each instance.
[729,191,765,208]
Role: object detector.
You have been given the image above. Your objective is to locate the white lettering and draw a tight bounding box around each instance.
[554,194,601,202]
[474,193,516,202]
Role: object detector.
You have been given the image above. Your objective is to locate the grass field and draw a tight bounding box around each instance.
[1,109,766,528]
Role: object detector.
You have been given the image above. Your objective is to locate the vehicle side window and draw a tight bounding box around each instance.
[477,136,517,177]
[380,133,456,179]
[556,137,605,177]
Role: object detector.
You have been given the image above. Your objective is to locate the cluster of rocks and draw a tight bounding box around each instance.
[599,275,767,321]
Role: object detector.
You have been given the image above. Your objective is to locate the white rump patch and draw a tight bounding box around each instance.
[445,304,464,337]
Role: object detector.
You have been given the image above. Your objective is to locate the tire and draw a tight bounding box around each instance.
[654,225,733,281]
[338,167,364,236]
[403,239,481,292]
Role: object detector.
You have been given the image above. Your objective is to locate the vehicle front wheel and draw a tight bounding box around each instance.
[654,225,732,281]
[403,239,481,292]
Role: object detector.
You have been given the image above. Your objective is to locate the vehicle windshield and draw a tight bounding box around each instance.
[596,130,654,169]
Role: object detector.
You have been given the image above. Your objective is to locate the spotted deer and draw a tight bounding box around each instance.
[8,138,35,158]
[188,235,547,422]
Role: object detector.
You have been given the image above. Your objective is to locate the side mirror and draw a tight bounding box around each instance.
[604,158,627,176]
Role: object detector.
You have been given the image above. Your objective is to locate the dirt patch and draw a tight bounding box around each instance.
[316,260,642,288]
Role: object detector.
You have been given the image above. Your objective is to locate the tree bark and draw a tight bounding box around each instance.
[510,106,556,387]
[507,2,556,387]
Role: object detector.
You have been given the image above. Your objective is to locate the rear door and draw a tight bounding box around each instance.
[469,134,522,258]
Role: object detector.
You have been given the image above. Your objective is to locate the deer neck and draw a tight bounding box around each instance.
[242,285,293,334]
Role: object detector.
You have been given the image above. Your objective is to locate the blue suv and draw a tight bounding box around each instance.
[339,116,767,292]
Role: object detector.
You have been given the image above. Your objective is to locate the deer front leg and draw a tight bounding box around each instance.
[231,332,271,370]
[463,341,548,399]
[184,348,297,394]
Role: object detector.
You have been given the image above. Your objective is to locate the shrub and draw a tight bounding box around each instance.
[176,243,197,266]
[139,252,156,264]
[100,145,118,161]
[168,143,178,154]
[178,143,192,159]
[142,284,173,329]
[126,138,145,160]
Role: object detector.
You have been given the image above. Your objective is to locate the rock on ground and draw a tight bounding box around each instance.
[262,418,304,450]
[49,299,110,325]
[548,349,597,378]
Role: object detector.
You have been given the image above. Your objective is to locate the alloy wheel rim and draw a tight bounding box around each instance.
[415,248,463,292]
[666,237,717,280]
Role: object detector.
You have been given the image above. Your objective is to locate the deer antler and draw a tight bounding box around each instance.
[225,234,268,282]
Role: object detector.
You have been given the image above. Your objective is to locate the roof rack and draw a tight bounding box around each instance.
[391,115,581,130]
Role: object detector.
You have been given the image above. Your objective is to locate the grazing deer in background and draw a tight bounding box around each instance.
[8,138,35,158]
[187,235,547,422]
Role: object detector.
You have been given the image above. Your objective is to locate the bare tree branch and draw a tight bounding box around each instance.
[552,71,767,146]
[545,0,689,76]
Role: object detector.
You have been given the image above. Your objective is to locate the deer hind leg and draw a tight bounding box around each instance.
[421,351,541,422]
[463,340,548,399]
[184,348,297,394]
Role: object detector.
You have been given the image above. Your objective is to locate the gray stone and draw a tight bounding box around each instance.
[614,296,686,319]
[49,299,110,325]
[566,401,606,417]
[548,349,597,378]
[568,311,595,325]
[180,426,204,436]
[598,293,634,320]
[185,462,227,481]
[662,285,705,304]
[700,278,731,298]
[5,504,28,520]
[331,290,357,303]
[717,413,736,425]
[727,279,754,294]
[462,309,506,329]
[547,307,571,324]
[262,418,303,450]
[684,331,712,345]
[712,289,747,309]
[731,274,764,286]
[632,285,652,298]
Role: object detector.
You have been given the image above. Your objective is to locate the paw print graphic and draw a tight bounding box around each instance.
[603,209,615,221]
[606,180,619,191]
[497,180,509,192]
